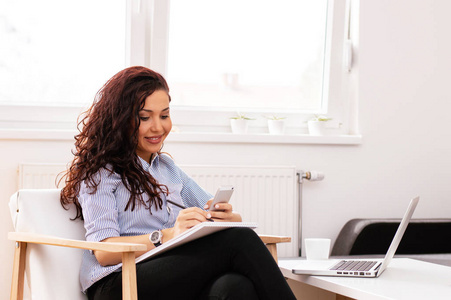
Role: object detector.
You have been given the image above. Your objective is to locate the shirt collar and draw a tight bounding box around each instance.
[137,153,160,170]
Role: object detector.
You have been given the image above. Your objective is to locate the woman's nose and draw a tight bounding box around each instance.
[150,119,163,132]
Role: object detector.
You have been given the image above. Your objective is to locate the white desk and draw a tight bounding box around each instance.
[279,258,451,300]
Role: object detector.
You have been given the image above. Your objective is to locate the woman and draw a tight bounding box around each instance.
[60,66,296,300]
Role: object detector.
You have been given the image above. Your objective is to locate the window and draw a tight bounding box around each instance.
[166,0,328,112]
[0,0,126,107]
[143,0,358,135]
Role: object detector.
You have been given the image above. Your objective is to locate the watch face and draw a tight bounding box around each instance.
[150,231,161,243]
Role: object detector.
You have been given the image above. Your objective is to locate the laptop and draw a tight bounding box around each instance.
[292,196,419,278]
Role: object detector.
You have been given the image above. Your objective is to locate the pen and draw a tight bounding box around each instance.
[166,199,186,209]
[166,199,214,222]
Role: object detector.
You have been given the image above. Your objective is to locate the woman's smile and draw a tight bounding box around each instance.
[145,135,163,144]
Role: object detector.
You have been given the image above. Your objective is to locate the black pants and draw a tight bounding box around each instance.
[87,227,296,300]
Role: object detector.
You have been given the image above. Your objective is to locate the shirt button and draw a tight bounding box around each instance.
[167,206,172,214]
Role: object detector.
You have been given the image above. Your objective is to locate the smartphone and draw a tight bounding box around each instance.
[209,186,234,211]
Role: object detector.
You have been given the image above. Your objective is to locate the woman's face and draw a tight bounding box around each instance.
[136,90,172,162]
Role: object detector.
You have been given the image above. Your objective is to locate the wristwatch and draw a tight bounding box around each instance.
[149,230,163,247]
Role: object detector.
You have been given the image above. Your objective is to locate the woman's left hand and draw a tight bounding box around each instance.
[204,200,242,222]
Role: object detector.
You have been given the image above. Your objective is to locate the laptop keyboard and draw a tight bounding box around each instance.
[331,260,377,271]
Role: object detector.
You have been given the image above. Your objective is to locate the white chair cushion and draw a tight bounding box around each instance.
[9,189,87,300]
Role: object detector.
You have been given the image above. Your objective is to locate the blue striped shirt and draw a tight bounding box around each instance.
[78,153,212,292]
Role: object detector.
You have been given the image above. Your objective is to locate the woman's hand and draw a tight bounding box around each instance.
[170,207,212,237]
[204,200,242,222]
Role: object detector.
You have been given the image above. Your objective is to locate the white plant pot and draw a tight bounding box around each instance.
[230,119,249,134]
[307,120,327,136]
[267,120,285,135]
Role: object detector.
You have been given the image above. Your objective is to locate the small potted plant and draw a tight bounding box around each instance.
[264,115,286,135]
[307,115,332,135]
[230,112,255,134]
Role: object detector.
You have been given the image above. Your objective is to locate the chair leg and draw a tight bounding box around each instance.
[266,243,278,263]
[10,242,27,300]
[122,252,138,300]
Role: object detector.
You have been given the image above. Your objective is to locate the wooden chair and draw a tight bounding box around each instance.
[8,189,290,300]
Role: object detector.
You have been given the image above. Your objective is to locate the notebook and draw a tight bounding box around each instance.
[292,197,419,278]
[135,221,258,263]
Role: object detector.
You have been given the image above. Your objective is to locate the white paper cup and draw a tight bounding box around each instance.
[305,238,331,260]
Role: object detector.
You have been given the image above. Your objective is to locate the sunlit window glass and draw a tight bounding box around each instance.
[0,0,126,106]
[166,0,328,112]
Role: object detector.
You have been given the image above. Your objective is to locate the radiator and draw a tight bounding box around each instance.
[18,163,299,257]
[180,165,298,257]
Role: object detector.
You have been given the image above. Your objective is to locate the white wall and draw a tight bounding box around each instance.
[2,1,451,299]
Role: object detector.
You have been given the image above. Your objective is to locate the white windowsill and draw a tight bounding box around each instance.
[168,132,362,145]
[0,128,362,145]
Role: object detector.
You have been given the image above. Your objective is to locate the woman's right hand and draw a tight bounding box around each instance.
[163,207,212,242]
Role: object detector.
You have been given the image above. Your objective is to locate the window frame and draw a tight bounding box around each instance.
[0,0,360,142]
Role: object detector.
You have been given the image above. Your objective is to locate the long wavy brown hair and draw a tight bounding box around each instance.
[60,66,170,220]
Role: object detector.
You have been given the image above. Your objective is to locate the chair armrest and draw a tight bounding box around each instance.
[259,235,291,244]
[8,232,147,253]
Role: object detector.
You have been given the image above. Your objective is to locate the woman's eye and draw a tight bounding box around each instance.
[139,116,149,121]
[161,115,170,119]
